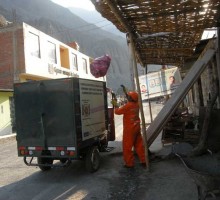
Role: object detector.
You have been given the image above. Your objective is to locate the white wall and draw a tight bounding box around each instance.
[22,23,105,82]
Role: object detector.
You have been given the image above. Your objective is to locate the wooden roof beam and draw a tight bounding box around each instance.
[104,0,144,66]
[104,0,137,36]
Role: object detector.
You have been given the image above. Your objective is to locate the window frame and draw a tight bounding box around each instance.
[72,53,78,71]
[82,58,88,74]
[47,41,57,64]
[29,32,40,58]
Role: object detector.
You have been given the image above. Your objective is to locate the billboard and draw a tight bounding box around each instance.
[139,67,182,100]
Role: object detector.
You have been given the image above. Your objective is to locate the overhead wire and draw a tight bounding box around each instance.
[50,19,113,35]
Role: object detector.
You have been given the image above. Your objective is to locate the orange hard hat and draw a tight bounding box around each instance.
[127,91,138,102]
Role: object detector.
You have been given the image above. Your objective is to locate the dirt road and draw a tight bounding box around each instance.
[0,115,197,200]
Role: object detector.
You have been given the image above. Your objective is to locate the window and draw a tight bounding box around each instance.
[59,46,70,69]
[82,58,88,74]
[29,32,40,58]
[47,41,57,64]
[72,53,78,71]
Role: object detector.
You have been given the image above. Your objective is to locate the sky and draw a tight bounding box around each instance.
[51,0,95,11]
[50,0,216,40]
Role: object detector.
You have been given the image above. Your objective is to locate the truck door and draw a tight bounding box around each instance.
[40,79,76,147]
[15,82,44,147]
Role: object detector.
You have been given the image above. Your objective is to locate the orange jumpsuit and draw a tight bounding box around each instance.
[115,101,145,167]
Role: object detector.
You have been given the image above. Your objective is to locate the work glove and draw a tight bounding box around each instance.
[111,99,119,108]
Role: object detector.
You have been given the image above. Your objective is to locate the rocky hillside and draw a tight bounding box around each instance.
[68,7,125,38]
[0,0,140,92]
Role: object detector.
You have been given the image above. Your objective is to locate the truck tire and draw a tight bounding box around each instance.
[37,157,53,171]
[85,146,100,173]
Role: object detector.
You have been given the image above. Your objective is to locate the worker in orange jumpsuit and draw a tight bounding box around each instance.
[114,91,146,168]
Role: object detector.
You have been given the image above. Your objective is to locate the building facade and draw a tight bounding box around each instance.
[0,22,106,135]
[0,90,13,135]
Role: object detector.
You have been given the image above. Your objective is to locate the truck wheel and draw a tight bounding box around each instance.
[85,146,100,173]
[37,157,53,171]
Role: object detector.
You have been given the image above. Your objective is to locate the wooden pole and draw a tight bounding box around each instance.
[146,77,153,123]
[216,27,220,108]
[128,34,150,170]
[191,62,218,156]
[104,0,149,169]
[128,35,136,90]
[145,65,153,122]
[104,0,144,66]
[148,99,153,122]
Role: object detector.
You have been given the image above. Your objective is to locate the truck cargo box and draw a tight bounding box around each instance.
[14,77,114,172]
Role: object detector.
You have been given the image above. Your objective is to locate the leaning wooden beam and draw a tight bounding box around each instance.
[146,49,216,146]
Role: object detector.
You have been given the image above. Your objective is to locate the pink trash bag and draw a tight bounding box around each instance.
[90,55,111,78]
